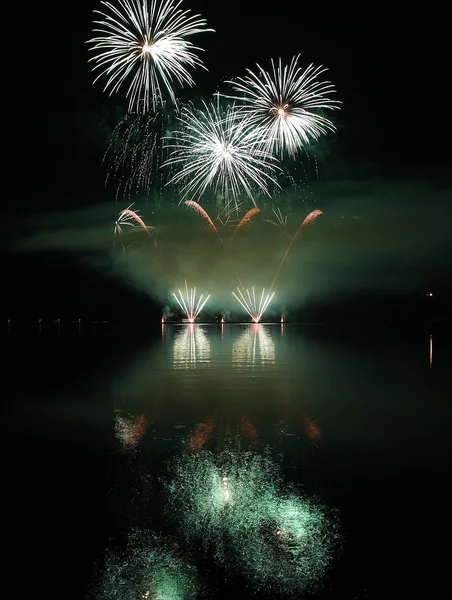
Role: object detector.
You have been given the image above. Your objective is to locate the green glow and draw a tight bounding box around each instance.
[91,530,198,600]
[167,444,340,594]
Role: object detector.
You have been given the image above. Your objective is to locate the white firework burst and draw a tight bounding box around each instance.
[226,55,340,157]
[88,0,213,113]
[163,99,281,213]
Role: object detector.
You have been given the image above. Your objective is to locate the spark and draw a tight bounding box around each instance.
[186,416,216,451]
[104,110,171,200]
[263,207,288,229]
[230,207,260,240]
[271,209,324,288]
[167,447,339,592]
[232,286,275,323]
[114,203,153,249]
[114,412,148,448]
[184,199,223,243]
[173,323,210,368]
[233,324,275,366]
[91,530,199,599]
[226,55,340,156]
[163,100,281,214]
[88,0,213,113]
[173,281,210,322]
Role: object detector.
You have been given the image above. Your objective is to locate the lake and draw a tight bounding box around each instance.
[5,322,451,599]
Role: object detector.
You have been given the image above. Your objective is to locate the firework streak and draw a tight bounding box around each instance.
[88,0,213,112]
[173,281,210,322]
[230,207,260,240]
[184,200,223,243]
[271,209,324,289]
[232,286,275,323]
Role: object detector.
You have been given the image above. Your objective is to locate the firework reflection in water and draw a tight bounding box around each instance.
[114,411,148,449]
[173,281,210,322]
[173,324,210,368]
[89,530,199,600]
[232,286,275,323]
[167,446,339,594]
[233,324,275,367]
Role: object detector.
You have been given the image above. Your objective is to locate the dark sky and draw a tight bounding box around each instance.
[8,1,451,321]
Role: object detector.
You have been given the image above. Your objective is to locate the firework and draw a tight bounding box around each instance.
[114,203,153,249]
[163,100,281,214]
[184,199,223,242]
[90,530,199,599]
[173,323,211,367]
[233,324,276,366]
[114,412,148,448]
[263,207,288,229]
[88,0,213,113]
[226,55,339,156]
[167,447,339,592]
[104,110,172,199]
[232,286,275,323]
[173,281,210,322]
[271,209,324,288]
[230,207,260,240]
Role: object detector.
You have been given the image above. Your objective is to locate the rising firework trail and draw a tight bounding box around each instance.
[226,55,339,157]
[163,99,281,214]
[232,286,275,323]
[184,200,223,243]
[271,209,324,288]
[230,207,260,241]
[173,281,210,322]
[88,0,214,113]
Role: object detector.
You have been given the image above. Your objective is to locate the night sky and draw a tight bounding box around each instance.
[8,1,451,325]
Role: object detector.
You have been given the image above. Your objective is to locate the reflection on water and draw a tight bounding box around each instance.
[114,411,147,450]
[172,324,210,368]
[90,531,199,600]
[168,443,339,595]
[96,325,339,599]
[82,324,450,598]
[233,324,275,366]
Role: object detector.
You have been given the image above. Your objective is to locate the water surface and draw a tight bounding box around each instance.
[6,323,451,599]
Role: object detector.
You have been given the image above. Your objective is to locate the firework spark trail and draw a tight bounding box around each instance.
[104,110,172,200]
[232,286,275,323]
[226,55,339,157]
[263,207,288,229]
[119,207,153,234]
[173,280,210,322]
[184,200,223,243]
[230,207,260,240]
[114,203,154,249]
[88,0,214,113]
[163,100,281,214]
[271,209,324,289]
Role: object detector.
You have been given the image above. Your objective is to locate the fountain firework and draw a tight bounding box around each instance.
[232,286,275,323]
[173,281,210,322]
